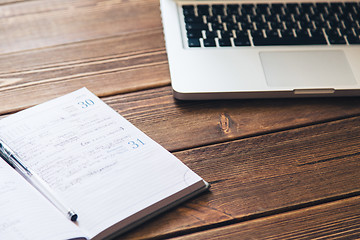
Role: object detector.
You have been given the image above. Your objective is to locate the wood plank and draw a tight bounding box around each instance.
[119,114,360,239]
[0,30,169,114]
[0,29,166,74]
[0,0,168,114]
[0,0,29,5]
[0,0,162,54]
[170,196,360,240]
[104,86,360,151]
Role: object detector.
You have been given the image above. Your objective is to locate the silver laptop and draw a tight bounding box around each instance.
[160,0,360,100]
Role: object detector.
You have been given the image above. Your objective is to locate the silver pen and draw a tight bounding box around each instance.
[0,139,78,222]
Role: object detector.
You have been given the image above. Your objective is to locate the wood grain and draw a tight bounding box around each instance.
[0,0,168,114]
[119,115,360,239]
[103,86,360,152]
[0,30,169,114]
[0,29,166,74]
[170,196,360,240]
[0,0,28,5]
[0,0,162,54]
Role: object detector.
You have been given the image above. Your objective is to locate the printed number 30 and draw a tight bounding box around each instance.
[78,99,95,108]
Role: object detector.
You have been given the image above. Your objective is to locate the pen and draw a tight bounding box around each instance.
[0,139,78,222]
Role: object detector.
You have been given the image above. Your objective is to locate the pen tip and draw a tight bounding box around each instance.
[71,214,78,222]
[68,211,78,222]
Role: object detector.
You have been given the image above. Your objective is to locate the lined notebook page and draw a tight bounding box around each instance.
[0,88,204,238]
[0,160,85,240]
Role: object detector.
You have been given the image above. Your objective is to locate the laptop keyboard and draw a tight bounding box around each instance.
[182,2,360,47]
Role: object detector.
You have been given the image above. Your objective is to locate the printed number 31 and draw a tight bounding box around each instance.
[128,139,145,149]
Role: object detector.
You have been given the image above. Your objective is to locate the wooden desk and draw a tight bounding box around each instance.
[1,0,360,239]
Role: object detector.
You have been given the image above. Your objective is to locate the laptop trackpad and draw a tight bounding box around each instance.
[260,50,356,88]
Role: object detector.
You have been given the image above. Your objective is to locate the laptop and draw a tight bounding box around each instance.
[160,0,360,100]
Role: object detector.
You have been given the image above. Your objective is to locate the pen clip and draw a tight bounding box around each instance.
[0,140,31,177]
[0,140,15,168]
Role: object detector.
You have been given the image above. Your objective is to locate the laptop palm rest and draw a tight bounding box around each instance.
[260,50,356,90]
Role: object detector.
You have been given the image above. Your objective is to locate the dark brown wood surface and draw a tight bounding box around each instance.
[1,0,359,239]
[170,196,360,240]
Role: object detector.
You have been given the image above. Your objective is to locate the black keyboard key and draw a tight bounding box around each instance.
[206,15,217,23]
[218,38,232,46]
[197,5,210,15]
[271,4,284,14]
[205,31,218,39]
[251,30,266,38]
[252,36,280,46]
[221,15,234,23]
[313,19,329,29]
[329,36,347,44]
[295,29,310,38]
[211,22,224,30]
[249,14,263,23]
[235,15,248,23]
[257,21,271,30]
[299,20,314,29]
[280,29,297,38]
[256,4,270,15]
[270,21,285,30]
[279,14,293,22]
[226,22,239,31]
[341,28,355,38]
[286,3,299,14]
[329,20,344,29]
[241,4,255,15]
[235,30,249,37]
[203,38,216,47]
[227,4,240,15]
[347,35,360,44]
[300,3,314,14]
[309,29,326,38]
[292,12,308,22]
[188,38,201,47]
[265,29,281,38]
[342,17,357,29]
[284,21,300,29]
[325,28,341,37]
[329,2,344,14]
[212,5,225,15]
[308,13,323,23]
[184,15,204,23]
[186,23,208,30]
[234,37,251,46]
[315,3,330,14]
[354,28,360,37]
[220,30,234,38]
[325,29,346,44]
[187,30,203,38]
[183,5,195,16]
[264,13,278,23]
[344,2,359,15]
[241,22,256,30]
[300,35,328,44]
[251,31,268,44]
[326,12,340,22]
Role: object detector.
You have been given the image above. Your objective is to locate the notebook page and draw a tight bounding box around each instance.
[0,88,204,238]
[0,159,86,240]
